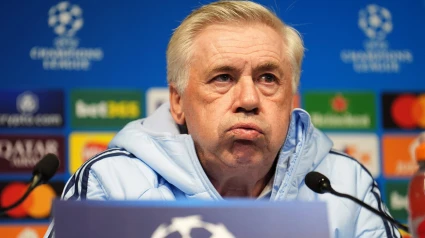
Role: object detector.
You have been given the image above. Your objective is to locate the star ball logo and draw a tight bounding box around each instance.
[29,1,104,71]
[382,93,425,129]
[151,215,235,238]
[358,4,392,41]
[48,2,83,37]
[340,4,413,73]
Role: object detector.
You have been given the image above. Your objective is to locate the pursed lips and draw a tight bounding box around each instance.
[227,123,264,140]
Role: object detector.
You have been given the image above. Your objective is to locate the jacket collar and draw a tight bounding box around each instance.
[110,103,332,200]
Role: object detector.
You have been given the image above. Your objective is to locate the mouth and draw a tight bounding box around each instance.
[228,123,264,140]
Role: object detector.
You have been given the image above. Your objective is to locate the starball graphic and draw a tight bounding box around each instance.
[340,4,413,73]
[29,1,104,71]
[151,215,235,238]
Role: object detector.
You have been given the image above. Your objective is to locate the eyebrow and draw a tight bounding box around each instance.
[255,62,284,76]
[209,65,240,74]
[208,62,284,74]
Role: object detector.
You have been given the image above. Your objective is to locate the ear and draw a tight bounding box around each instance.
[169,85,185,125]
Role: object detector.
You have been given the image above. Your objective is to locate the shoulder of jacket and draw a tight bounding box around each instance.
[326,149,375,179]
[317,149,377,196]
[78,147,161,188]
[64,147,168,200]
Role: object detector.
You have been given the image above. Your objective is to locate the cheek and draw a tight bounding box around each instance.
[266,95,293,141]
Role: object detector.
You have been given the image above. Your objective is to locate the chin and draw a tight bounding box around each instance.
[224,155,262,168]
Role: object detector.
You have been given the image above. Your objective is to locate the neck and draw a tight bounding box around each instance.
[204,160,276,198]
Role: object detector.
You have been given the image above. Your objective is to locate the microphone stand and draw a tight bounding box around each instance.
[330,189,409,233]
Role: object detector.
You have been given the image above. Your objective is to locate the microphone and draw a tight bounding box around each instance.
[305,171,409,233]
[0,153,60,216]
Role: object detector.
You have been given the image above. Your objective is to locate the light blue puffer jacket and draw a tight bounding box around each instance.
[45,103,401,238]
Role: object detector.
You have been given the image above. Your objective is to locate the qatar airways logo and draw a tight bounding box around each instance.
[29,1,103,71]
[0,135,65,173]
[340,4,413,73]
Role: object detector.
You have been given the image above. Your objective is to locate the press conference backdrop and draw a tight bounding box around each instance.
[0,0,424,236]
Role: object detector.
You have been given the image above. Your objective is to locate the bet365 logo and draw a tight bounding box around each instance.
[71,90,142,128]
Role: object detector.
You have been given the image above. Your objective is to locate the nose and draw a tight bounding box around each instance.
[234,77,260,114]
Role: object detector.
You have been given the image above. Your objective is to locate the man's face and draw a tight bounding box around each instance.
[171,23,294,171]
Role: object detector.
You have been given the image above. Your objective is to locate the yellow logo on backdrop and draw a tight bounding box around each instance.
[107,100,139,118]
[69,132,116,173]
[75,100,140,119]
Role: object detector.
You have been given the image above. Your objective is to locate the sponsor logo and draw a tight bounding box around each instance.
[385,181,409,221]
[0,90,64,128]
[382,93,425,129]
[29,1,104,70]
[151,215,235,238]
[340,4,413,73]
[146,88,169,116]
[0,225,48,238]
[382,134,421,177]
[0,135,65,173]
[303,92,376,129]
[326,133,380,177]
[0,182,64,219]
[71,90,142,128]
[69,132,115,173]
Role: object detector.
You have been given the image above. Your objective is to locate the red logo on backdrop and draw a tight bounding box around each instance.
[391,94,425,129]
[0,135,65,173]
[382,93,425,129]
[0,181,64,219]
[83,141,108,161]
[331,94,348,112]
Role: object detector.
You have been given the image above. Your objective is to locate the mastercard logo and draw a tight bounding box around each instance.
[391,94,425,129]
[0,182,57,219]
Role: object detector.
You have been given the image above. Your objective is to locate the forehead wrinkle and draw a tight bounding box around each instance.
[206,45,283,61]
[191,23,288,76]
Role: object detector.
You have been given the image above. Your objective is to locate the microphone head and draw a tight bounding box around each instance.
[33,153,60,183]
[305,171,332,194]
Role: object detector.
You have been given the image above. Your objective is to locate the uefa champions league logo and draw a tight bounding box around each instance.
[29,1,103,70]
[48,2,83,37]
[17,91,39,114]
[358,4,393,41]
[151,215,235,238]
[339,3,413,73]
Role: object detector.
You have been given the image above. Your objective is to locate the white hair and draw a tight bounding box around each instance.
[167,0,304,94]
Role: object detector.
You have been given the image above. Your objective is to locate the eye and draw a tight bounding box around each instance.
[212,74,233,82]
[259,73,278,84]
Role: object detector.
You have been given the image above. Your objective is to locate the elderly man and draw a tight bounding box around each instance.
[46,1,400,237]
